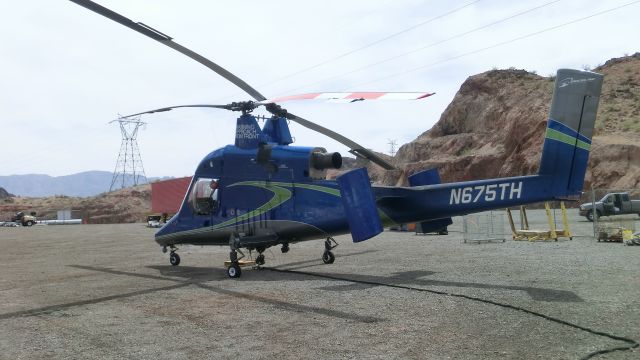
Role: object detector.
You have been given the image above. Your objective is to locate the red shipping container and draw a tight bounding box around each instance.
[151,176,192,214]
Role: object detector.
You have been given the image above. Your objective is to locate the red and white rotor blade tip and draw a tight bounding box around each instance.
[257,92,434,104]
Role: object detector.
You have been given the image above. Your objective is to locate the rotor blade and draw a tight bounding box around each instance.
[284,112,396,170]
[68,0,267,102]
[121,104,232,119]
[258,92,434,104]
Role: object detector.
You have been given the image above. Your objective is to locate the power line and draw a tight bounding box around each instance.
[267,0,481,84]
[216,0,481,102]
[276,0,564,96]
[346,0,640,89]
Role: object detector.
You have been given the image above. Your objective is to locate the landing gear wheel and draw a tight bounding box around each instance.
[322,251,335,264]
[227,263,241,278]
[256,254,265,266]
[169,252,180,266]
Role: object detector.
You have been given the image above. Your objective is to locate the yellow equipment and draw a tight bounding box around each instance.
[224,260,256,268]
[506,202,572,241]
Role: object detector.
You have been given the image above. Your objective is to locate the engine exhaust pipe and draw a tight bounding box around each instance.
[311,151,342,170]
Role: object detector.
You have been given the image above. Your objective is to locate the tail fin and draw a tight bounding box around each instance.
[538,69,603,197]
[408,168,453,232]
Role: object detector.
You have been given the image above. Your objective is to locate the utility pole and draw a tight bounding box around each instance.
[109,116,148,192]
[388,139,398,157]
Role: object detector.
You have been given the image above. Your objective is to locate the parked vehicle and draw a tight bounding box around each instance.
[579,192,640,221]
[147,215,162,228]
[12,211,37,226]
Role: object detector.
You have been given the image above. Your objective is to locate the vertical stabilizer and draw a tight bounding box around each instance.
[538,69,603,196]
[408,168,453,232]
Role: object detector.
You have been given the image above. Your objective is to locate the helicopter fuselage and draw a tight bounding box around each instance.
[154,144,559,249]
[155,144,355,248]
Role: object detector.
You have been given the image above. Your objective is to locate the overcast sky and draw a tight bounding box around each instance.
[0,0,637,178]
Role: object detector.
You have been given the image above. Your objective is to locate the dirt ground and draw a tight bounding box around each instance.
[1,210,639,359]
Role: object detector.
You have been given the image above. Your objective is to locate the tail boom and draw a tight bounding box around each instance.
[374,69,603,225]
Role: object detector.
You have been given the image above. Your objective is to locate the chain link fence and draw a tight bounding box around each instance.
[462,211,507,243]
[458,190,640,243]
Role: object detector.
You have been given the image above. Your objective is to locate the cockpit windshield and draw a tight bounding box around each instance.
[188,177,219,215]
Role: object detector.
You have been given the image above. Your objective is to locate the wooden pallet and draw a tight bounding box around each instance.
[224,260,256,268]
[507,202,572,241]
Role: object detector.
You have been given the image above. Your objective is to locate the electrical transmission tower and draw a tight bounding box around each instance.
[109,116,148,192]
[388,139,398,157]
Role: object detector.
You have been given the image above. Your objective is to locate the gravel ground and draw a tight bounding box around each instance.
[1,210,639,359]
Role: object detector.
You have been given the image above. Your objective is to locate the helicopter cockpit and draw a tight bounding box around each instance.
[189,178,219,215]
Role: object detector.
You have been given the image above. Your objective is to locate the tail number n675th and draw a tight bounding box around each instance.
[450,182,523,205]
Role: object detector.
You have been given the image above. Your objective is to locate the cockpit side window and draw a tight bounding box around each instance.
[188,178,219,215]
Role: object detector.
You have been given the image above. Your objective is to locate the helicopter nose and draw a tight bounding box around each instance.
[155,216,177,239]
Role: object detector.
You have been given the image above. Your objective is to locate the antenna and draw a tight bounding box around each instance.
[109,116,148,192]
[388,139,398,157]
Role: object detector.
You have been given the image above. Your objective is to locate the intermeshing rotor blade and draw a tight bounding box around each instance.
[121,104,232,119]
[68,0,267,102]
[69,0,401,171]
[122,102,396,169]
[259,92,435,104]
[284,112,396,170]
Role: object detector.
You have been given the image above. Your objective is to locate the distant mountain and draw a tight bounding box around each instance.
[0,171,162,197]
[0,187,14,199]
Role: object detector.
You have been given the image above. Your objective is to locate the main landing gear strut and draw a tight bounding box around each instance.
[322,237,338,264]
[255,249,266,266]
[163,245,180,266]
[227,233,244,278]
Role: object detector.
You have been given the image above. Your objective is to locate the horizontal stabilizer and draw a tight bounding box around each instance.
[337,168,383,242]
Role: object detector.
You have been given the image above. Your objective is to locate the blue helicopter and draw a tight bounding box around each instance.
[71,0,603,278]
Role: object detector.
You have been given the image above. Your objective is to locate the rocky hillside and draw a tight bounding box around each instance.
[0,184,151,224]
[376,53,640,190]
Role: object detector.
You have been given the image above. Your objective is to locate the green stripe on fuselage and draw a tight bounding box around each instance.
[212,182,292,230]
[545,128,591,151]
[211,180,396,232]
